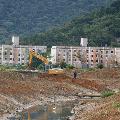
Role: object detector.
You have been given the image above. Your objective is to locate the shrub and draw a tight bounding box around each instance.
[101,91,114,98]
[66,64,74,69]
[97,64,104,69]
[60,61,67,68]
[113,102,120,108]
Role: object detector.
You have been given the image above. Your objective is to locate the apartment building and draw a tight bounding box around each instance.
[85,47,116,68]
[0,36,47,65]
[0,45,47,65]
[51,46,81,68]
[51,46,118,68]
[1,36,120,68]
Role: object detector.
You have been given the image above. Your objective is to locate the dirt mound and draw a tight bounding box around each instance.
[75,93,120,120]
[72,79,106,92]
[80,68,120,80]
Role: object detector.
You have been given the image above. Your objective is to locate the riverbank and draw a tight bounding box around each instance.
[0,95,79,120]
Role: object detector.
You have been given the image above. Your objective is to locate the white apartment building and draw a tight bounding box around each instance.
[0,36,47,65]
[1,36,120,68]
[51,46,119,68]
[51,46,82,68]
[0,45,47,65]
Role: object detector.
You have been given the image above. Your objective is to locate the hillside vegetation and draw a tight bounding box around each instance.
[21,0,120,47]
[0,0,113,43]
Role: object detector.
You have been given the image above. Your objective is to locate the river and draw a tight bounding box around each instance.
[8,101,77,120]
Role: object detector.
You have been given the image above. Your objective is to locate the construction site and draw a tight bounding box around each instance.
[0,46,120,120]
[0,66,120,120]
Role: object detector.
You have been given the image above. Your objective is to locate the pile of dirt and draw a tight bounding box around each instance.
[75,68,120,91]
[74,93,120,120]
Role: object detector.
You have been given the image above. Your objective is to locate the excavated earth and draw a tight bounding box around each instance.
[0,68,120,120]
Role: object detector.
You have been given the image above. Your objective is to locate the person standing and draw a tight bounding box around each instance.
[73,70,77,79]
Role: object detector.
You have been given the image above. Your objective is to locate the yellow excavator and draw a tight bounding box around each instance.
[29,50,64,75]
[29,49,49,65]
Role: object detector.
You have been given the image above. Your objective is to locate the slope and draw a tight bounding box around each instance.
[21,0,120,47]
[0,0,113,43]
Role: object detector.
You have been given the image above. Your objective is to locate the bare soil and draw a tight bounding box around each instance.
[0,68,120,120]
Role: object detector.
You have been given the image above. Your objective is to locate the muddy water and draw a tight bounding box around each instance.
[9,101,76,120]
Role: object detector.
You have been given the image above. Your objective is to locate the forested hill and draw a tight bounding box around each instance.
[0,0,113,43]
[21,0,120,47]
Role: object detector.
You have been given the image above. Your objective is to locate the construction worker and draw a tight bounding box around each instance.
[73,70,77,79]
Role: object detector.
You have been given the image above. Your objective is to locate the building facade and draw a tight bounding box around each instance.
[51,46,119,68]
[0,45,47,65]
[51,46,81,68]
[0,36,47,65]
[1,36,120,68]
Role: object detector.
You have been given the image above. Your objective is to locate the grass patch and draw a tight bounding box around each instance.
[101,91,114,98]
[113,102,120,109]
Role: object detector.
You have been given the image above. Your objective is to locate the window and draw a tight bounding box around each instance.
[91,55,93,57]
[10,58,12,60]
[10,52,12,55]
[106,51,108,54]
[4,52,7,55]
[96,60,98,62]
[111,51,113,53]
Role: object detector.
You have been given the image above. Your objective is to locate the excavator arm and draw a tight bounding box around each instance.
[29,50,64,75]
[29,50,49,66]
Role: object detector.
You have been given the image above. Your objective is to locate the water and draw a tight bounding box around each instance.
[9,101,76,120]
